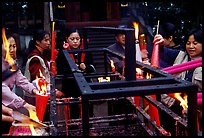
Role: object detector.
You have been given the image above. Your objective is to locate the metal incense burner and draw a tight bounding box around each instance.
[48,27,198,136]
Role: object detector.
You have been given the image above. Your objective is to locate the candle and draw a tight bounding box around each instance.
[197,98,202,106]
[163,62,202,74]
[110,60,115,73]
[148,95,161,126]
[151,41,159,68]
[35,92,49,122]
[80,38,86,62]
[148,20,161,126]
[139,34,146,51]
[162,58,202,72]
[51,21,55,61]
[133,22,139,40]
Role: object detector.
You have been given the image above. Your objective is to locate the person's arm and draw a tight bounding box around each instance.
[2,104,14,122]
[2,83,36,112]
[160,46,180,67]
[15,69,38,95]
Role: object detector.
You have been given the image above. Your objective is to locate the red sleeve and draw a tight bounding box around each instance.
[29,57,44,81]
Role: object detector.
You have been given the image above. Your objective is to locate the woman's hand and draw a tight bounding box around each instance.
[23,103,36,112]
[55,89,65,98]
[2,105,14,122]
[153,34,164,46]
[32,89,39,94]
[79,63,86,71]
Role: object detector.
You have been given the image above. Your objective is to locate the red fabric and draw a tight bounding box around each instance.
[28,48,49,81]
[64,41,86,63]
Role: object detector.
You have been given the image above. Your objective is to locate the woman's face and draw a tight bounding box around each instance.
[66,32,81,49]
[37,34,51,50]
[8,37,17,59]
[186,34,202,58]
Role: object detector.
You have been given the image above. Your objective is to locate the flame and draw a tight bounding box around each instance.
[106,77,110,82]
[146,73,152,79]
[139,34,146,50]
[35,69,48,95]
[2,27,16,71]
[110,60,115,73]
[28,109,39,135]
[174,93,188,110]
[98,77,110,82]
[133,22,139,40]
[136,68,142,76]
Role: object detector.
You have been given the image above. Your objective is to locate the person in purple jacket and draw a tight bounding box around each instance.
[2,34,38,111]
[2,34,39,134]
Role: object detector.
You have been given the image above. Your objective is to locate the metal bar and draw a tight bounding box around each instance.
[125,29,136,81]
[89,77,176,89]
[51,26,199,136]
[81,97,89,136]
[49,74,58,136]
[187,90,198,136]
[83,83,197,100]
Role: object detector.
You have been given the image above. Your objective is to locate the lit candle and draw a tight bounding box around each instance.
[133,22,142,62]
[51,21,55,61]
[133,22,139,40]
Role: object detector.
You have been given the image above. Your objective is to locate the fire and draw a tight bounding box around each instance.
[136,68,142,75]
[133,22,139,40]
[2,27,16,71]
[35,69,48,95]
[146,73,152,79]
[174,93,188,110]
[28,109,39,135]
[98,77,110,82]
[110,60,115,73]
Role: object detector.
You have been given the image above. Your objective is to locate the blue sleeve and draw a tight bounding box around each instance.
[159,47,180,68]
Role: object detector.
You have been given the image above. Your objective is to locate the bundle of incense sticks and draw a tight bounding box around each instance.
[162,57,202,74]
[197,92,202,106]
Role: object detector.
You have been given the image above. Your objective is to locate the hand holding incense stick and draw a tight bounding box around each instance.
[151,20,160,68]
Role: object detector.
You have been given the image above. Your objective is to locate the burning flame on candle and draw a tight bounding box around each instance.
[110,60,115,73]
[2,27,16,71]
[136,68,142,76]
[98,77,110,82]
[146,73,152,79]
[174,93,188,110]
[139,34,146,50]
[36,69,48,95]
[136,68,153,79]
[133,22,139,40]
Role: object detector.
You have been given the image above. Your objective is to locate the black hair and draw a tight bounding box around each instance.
[65,28,81,39]
[114,24,127,36]
[23,29,50,66]
[159,22,176,38]
[184,28,202,45]
[158,22,181,45]
[26,29,50,55]
[63,28,82,49]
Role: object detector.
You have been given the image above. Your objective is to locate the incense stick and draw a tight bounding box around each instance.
[156,20,160,34]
